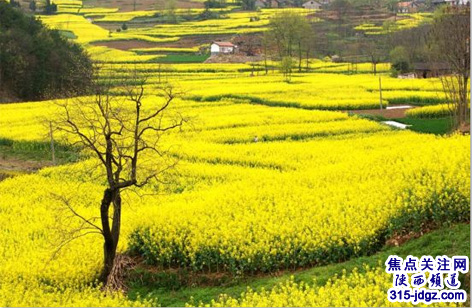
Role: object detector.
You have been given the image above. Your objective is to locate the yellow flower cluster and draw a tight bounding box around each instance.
[355,13,433,35]
[130,129,469,272]
[405,104,453,118]
[177,72,447,110]
[39,14,110,44]
[0,90,468,305]
[91,8,236,22]
[196,267,455,307]
[93,10,159,22]
[0,172,156,306]
[0,279,154,307]
[87,46,163,63]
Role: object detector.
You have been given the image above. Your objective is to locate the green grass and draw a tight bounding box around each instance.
[152,54,210,63]
[387,96,446,106]
[396,117,452,135]
[58,30,78,40]
[0,138,80,164]
[127,223,470,307]
[349,113,453,135]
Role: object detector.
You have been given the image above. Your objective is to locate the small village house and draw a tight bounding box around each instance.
[445,0,470,5]
[396,1,418,13]
[255,0,265,7]
[210,41,236,55]
[413,62,451,78]
[302,0,322,9]
[432,0,470,6]
[255,0,280,8]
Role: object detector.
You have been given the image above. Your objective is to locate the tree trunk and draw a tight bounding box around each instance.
[99,188,121,284]
[264,48,268,75]
[461,75,469,126]
[305,49,309,72]
[298,42,302,73]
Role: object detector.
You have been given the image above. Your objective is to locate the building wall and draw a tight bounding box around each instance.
[210,44,220,53]
[211,44,234,54]
[220,47,233,53]
[303,1,321,8]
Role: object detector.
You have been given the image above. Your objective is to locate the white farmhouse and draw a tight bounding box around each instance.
[210,41,236,55]
[302,0,322,8]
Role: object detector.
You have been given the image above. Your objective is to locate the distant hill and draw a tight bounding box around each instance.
[0,1,93,102]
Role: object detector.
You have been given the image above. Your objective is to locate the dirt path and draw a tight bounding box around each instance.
[85,0,202,12]
[0,157,50,173]
[92,40,164,50]
[91,34,231,50]
[348,106,414,119]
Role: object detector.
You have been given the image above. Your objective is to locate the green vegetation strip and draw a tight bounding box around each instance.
[0,138,80,164]
[152,54,210,63]
[397,118,453,135]
[128,224,470,307]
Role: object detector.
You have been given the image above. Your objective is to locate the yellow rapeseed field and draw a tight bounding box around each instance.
[0,96,469,306]
[0,4,468,306]
[194,267,456,307]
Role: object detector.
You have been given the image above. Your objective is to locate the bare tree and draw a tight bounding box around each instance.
[360,36,387,75]
[262,32,272,75]
[54,70,185,285]
[267,11,313,74]
[280,56,293,82]
[297,20,312,73]
[234,34,261,57]
[429,6,470,130]
[267,11,312,60]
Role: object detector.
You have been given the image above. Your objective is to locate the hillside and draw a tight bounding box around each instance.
[0,1,93,102]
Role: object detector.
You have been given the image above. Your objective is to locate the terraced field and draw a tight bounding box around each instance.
[0,1,468,307]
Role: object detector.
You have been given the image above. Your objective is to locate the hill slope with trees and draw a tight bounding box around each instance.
[0,1,93,102]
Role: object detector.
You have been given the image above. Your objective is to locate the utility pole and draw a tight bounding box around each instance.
[49,122,56,165]
[379,76,383,110]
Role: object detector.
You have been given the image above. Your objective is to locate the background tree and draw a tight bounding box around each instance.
[388,23,431,65]
[389,46,410,76]
[54,72,185,286]
[29,0,36,11]
[45,0,57,14]
[329,0,352,29]
[360,35,387,75]
[297,19,312,72]
[241,0,256,10]
[267,10,313,69]
[234,34,261,56]
[262,32,273,74]
[9,0,20,7]
[164,0,178,23]
[280,56,293,82]
[428,6,470,130]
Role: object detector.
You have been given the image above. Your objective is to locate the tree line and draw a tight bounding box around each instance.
[252,6,468,129]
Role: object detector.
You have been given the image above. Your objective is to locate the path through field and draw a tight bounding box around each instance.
[349,105,414,119]
[0,157,47,173]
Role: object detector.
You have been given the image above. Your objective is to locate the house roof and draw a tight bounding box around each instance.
[303,0,320,5]
[413,62,450,70]
[212,41,235,47]
[397,1,413,7]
